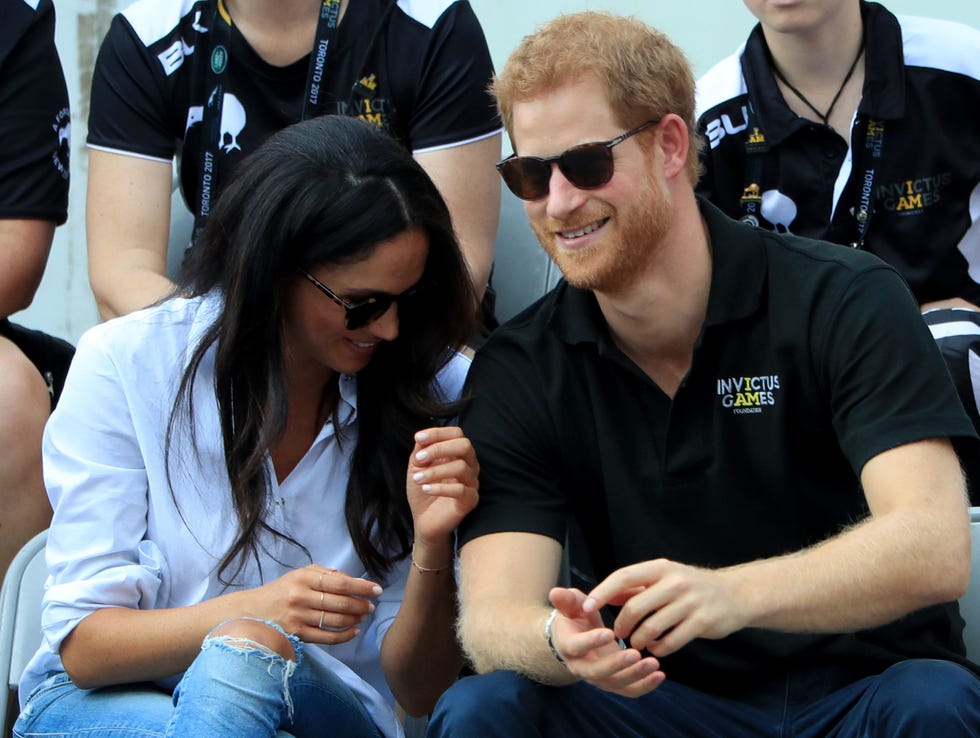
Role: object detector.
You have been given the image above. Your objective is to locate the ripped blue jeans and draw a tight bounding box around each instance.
[14,619,383,738]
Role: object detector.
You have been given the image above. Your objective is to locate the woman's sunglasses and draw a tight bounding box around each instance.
[301,271,421,330]
[495,119,659,201]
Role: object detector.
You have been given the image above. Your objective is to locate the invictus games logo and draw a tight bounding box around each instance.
[876,173,952,215]
[717,374,781,415]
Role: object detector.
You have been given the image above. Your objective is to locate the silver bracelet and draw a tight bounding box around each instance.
[543,607,567,666]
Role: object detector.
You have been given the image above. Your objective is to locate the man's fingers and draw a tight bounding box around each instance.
[592,655,664,694]
[584,561,667,613]
[549,587,587,615]
[627,599,691,651]
[560,627,617,661]
[608,666,667,698]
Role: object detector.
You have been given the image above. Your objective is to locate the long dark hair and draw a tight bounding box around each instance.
[166,115,477,582]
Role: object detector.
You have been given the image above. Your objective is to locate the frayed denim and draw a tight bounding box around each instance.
[14,619,383,738]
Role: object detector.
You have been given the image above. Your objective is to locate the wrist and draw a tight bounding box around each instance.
[543,608,567,666]
[411,538,454,573]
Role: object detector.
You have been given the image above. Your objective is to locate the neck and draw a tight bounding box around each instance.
[285,362,337,434]
[224,0,327,24]
[763,6,865,134]
[762,4,864,88]
[271,368,338,484]
[595,191,711,393]
[223,0,349,66]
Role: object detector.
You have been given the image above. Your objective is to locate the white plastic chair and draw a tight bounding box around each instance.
[0,529,47,735]
[960,507,980,661]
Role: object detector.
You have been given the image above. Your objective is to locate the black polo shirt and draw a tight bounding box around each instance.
[87,0,499,224]
[459,199,978,698]
[695,1,980,306]
[0,0,69,224]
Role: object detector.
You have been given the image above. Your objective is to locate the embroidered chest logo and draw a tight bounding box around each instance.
[717,375,781,415]
[876,173,953,215]
[332,73,391,130]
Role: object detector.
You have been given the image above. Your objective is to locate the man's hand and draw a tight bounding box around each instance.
[548,586,665,697]
[583,560,751,658]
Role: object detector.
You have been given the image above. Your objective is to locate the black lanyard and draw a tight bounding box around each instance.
[193,0,342,244]
[738,112,886,250]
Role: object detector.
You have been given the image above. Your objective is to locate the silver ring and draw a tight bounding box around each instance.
[317,572,324,591]
[319,591,325,607]
[318,610,326,629]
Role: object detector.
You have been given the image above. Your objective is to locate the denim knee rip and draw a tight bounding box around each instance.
[202,617,303,722]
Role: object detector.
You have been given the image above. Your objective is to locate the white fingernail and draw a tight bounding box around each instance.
[413,472,425,482]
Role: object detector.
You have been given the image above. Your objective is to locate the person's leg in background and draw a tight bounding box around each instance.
[0,334,52,582]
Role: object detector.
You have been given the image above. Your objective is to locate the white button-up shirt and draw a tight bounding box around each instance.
[20,292,470,738]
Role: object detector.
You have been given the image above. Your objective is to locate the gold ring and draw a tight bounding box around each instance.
[318,610,325,629]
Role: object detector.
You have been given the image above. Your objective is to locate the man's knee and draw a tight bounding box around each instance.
[428,672,545,736]
[872,659,980,730]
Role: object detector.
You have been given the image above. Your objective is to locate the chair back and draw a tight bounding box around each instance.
[0,530,48,734]
[961,508,980,661]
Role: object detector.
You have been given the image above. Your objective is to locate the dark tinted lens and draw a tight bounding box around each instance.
[559,144,614,189]
[498,157,551,200]
[346,296,392,330]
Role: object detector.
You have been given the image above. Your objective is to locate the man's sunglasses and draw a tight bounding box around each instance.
[495,119,659,201]
[301,271,421,330]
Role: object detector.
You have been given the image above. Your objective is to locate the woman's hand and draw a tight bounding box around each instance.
[238,564,382,645]
[407,426,479,547]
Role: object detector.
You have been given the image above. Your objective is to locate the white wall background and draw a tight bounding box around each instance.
[20,0,980,342]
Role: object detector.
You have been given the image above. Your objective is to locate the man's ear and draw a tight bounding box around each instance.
[656,114,690,181]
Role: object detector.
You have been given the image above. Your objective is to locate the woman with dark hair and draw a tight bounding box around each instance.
[14,115,479,738]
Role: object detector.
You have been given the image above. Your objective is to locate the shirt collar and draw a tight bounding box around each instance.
[700,197,767,328]
[337,373,358,423]
[857,1,905,120]
[551,198,767,347]
[740,1,905,146]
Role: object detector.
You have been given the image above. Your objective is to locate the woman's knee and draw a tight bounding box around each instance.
[207,618,297,661]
